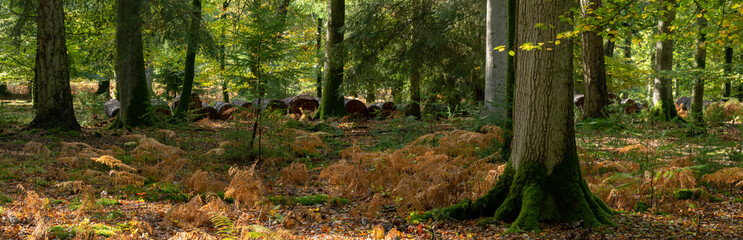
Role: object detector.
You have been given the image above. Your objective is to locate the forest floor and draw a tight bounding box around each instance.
[1,99,743,239]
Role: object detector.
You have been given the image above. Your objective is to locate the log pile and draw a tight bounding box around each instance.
[283,94,320,114]
[368,102,396,119]
[172,93,203,112]
[196,102,220,120]
[231,99,252,109]
[344,98,367,117]
[151,99,171,117]
[213,101,234,120]
[104,99,120,118]
[254,98,288,112]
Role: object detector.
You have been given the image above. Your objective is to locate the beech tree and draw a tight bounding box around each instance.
[580,0,609,119]
[112,0,151,128]
[172,0,202,121]
[482,0,507,123]
[27,0,80,131]
[423,0,614,232]
[652,0,679,121]
[315,0,347,119]
[691,5,707,128]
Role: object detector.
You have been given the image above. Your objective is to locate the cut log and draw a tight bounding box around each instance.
[344,98,367,117]
[213,101,234,120]
[151,99,171,116]
[231,99,252,109]
[104,99,120,118]
[675,96,692,111]
[253,98,288,112]
[196,102,220,121]
[608,92,620,104]
[574,94,585,108]
[172,93,202,112]
[283,94,320,114]
[368,101,397,118]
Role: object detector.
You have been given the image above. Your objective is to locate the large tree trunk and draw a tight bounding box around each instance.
[723,47,733,98]
[652,0,679,121]
[430,0,613,232]
[113,0,151,128]
[315,0,347,118]
[580,0,609,119]
[172,0,202,121]
[691,10,706,128]
[28,0,80,130]
[483,0,508,123]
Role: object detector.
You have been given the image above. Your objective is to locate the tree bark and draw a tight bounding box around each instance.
[691,11,706,128]
[604,29,615,58]
[113,0,151,128]
[407,66,421,119]
[316,17,323,99]
[315,0,347,118]
[623,29,632,61]
[220,0,231,103]
[28,0,80,130]
[429,0,613,232]
[172,0,202,121]
[483,0,508,123]
[652,0,679,121]
[580,0,609,119]
[723,47,732,98]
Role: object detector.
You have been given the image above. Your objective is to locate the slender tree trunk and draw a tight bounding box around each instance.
[580,0,609,119]
[28,0,80,130]
[691,11,706,128]
[315,0,347,118]
[220,0,230,103]
[172,0,202,121]
[113,0,151,128]
[652,0,679,121]
[407,66,421,118]
[604,27,615,57]
[316,17,323,98]
[483,0,508,123]
[506,0,515,129]
[623,29,632,61]
[723,47,732,98]
[430,0,613,232]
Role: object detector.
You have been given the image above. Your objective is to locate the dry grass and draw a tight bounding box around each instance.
[132,137,184,162]
[319,126,505,216]
[224,166,265,207]
[184,170,226,194]
[291,130,326,155]
[167,196,211,228]
[22,141,50,157]
[702,167,743,189]
[60,142,115,159]
[279,162,309,186]
[167,229,217,240]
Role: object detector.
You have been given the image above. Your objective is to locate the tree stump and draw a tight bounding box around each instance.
[214,101,234,120]
[284,94,320,114]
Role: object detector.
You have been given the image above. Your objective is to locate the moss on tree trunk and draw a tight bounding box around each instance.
[314,0,347,119]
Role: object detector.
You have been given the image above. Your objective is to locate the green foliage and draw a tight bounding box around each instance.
[633,201,648,213]
[49,225,75,240]
[0,192,12,203]
[95,198,121,207]
[268,194,341,206]
[371,116,431,150]
[126,183,188,202]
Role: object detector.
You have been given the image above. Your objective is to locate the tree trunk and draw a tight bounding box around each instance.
[723,47,732,98]
[652,0,679,121]
[604,28,615,57]
[580,0,609,119]
[95,80,110,96]
[315,0,347,119]
[28,0,80,130]
[407,66,421,119]
[220,0,230,103]
[172,0,202,121]
[623,29,632,61]
[691,11,706,128]
[113,0,151,128]
[430,0,613,232]
[316,17,323,99]
[483,0,507,123]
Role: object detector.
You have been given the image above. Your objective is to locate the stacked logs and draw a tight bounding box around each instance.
[284,94,319,114]
[345,98,368,117]
[368,101,396,119]
[573,93,644,114]
[103,98,172,118]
